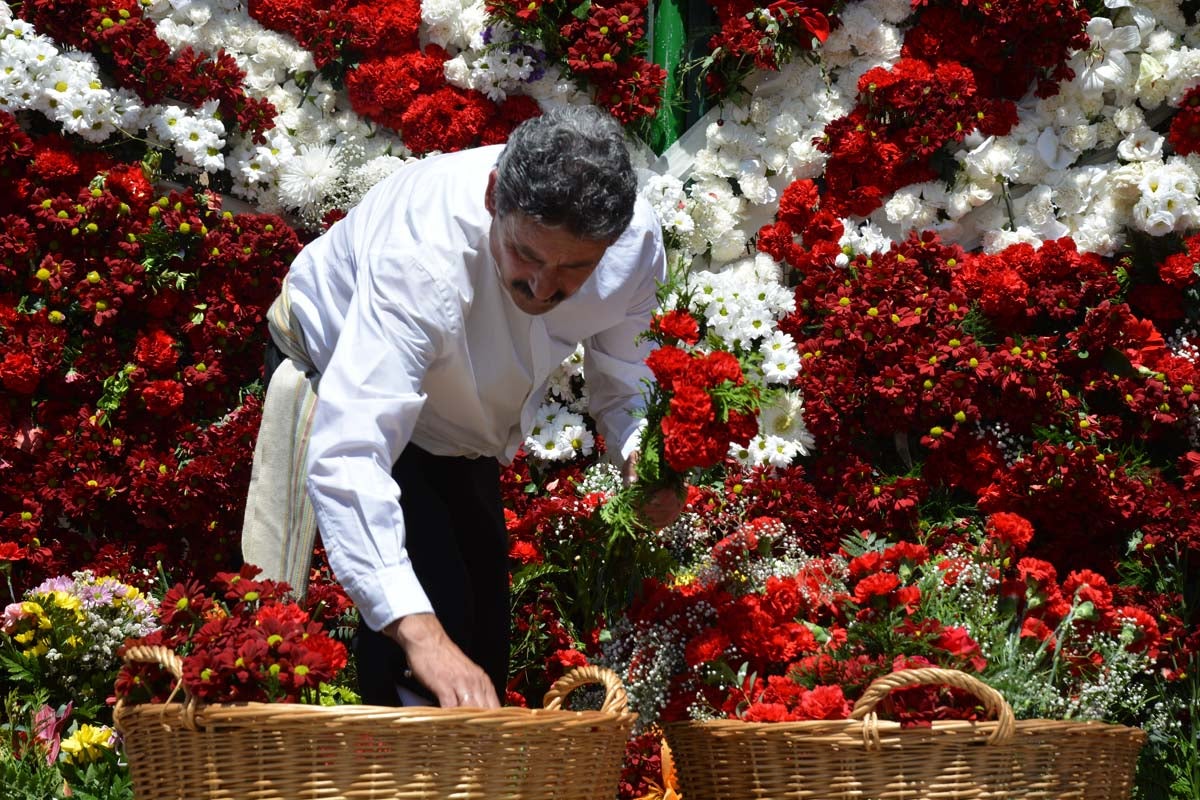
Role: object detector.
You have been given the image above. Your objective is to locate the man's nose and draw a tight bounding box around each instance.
[528,266,558,300]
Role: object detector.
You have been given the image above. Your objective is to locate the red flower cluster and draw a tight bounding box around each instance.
[816,0,1087,217]
[21,0,275,139]
[646,345,758,471]
[488,0,665,124]
[702,0,835,97]
[0,111,299,589]
[249,0,539,153]
[115,566,349,704]
[1168,85,1200,156]
[619,505,1164,728]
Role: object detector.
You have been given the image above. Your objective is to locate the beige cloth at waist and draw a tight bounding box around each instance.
[240,277,320,598]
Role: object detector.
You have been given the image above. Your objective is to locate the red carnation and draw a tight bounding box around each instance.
[646,346,692,392]
[669,383,715,423]
[134,328,180,373]
[797,685,850,720]
[985,511,1035,554]
[652,309,701,345]
[0,352,41,394]
[141,379,185,416]
[684,627,731,666]
[700,350,744,387]
[852,571,900,604]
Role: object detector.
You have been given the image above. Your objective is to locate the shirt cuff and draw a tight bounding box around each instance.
[353,562,435,633]
[617,418,648,464]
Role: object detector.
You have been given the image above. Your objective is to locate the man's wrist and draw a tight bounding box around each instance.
[384,612,441,649]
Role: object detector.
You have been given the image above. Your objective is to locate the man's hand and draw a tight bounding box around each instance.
[622,451,685,529]
[384,613,499,709]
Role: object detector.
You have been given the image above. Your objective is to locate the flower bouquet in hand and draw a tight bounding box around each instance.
[115,565,348,705]
[600,258,793,580]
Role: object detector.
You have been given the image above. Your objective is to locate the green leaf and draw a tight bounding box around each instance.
[571,0,591,18]
[510,562,567,595]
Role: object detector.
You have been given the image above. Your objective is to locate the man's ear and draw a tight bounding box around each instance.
[485,170,498,215]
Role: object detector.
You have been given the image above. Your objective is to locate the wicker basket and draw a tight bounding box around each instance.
[667,667,1146,800]
[114,644,636,800]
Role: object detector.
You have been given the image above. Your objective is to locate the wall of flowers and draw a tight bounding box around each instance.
[0,0,1198,797]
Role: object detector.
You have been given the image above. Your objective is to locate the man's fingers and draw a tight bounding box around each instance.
[391,614,500,708]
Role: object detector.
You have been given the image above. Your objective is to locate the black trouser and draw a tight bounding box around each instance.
[353,443,510,706]
[264,338,509,706]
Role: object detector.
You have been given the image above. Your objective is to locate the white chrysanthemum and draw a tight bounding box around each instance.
[732,304,777,344]
[839,220,891,256]
[171,107,227,171]
[525,427,564,460]
[759,332,802,384]
[759,390,813,450]
[556,424,595,460]
[525,404,587,461]
[277,143,344,211]
[761,435,800,468]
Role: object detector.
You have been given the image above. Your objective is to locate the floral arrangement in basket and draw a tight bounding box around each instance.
[115,565,348,705]
[606,511,1164,727]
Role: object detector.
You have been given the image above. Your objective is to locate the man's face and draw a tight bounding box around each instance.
[486,172,611,315]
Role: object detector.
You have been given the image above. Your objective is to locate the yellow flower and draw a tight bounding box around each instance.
[26,641,49,657]
[49,590,81,612]
[20,600,51,629]
[61,725,114,764]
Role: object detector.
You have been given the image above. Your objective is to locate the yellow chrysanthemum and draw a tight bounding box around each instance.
[61,725,114,764]
[20,600,44,615]
[49,590,81,612]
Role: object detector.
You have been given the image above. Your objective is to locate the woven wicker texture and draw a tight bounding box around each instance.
[114,644,636,800]
[667,667,1146,800]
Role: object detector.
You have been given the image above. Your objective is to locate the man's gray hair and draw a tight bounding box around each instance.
[493,106,636,242]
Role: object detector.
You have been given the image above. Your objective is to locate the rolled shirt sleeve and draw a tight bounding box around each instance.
[304,250,459,633]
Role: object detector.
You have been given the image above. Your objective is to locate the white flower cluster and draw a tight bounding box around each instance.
[887,3,1200,255]
[663,252,817,468]
[523,401,595,462]
[422,0,490,51]
[732,389,816,468]
[136,0,409,225]
[545,343,587,410]
[0,13,231,169]
[642,172,750,263]
[643,0,899,268]
[525,346,593,466]
[443,21,545,102]
[675,253,796,352]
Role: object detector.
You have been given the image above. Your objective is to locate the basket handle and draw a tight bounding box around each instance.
[113,643,204,732]
[542,665,629,714]
[850,667,1015,745]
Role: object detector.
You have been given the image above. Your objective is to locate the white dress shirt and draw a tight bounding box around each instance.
[285,145,667,632]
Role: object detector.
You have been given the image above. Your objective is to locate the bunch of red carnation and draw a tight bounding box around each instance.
[702,0,834,96]
[488,0,665,124]
[247,0,540,153]
[645,343,759,472]
[116,565,348,704]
